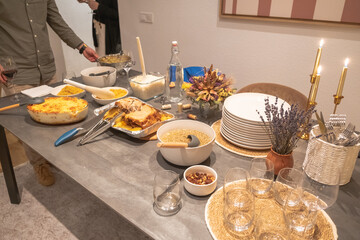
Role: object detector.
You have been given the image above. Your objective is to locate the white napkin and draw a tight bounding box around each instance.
[21,85,54,98]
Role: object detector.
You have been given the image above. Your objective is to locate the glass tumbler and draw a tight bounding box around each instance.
[249,158,274,198]
[153,170,181,216]
[274,168,304,206]
[223,168,255,235]
[283,188,319,239]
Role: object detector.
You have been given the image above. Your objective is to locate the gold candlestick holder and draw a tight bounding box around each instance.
[333,94,344,114]
[299,74,318,140]
[299,101,316,140]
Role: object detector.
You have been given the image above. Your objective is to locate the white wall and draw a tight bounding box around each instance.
[54,0,97,77]
[118,0,360,126]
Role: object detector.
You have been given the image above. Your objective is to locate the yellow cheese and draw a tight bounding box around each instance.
[27,97,88,114]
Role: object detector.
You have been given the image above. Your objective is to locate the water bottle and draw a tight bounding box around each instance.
[166,41,183,103]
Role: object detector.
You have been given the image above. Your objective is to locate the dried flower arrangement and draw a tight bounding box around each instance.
[257,97,315,155]
[186,65,236,109]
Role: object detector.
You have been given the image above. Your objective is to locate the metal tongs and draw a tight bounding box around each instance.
[78,107,123,146]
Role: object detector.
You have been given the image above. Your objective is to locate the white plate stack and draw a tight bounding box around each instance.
[220,93,290,150]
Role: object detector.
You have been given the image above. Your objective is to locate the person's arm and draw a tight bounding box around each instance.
[46,0,98,61]
[0,64,7,85]
[77,43,98,62]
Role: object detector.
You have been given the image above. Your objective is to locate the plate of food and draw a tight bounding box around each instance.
[50,84,86,98]
[91,87,129,105]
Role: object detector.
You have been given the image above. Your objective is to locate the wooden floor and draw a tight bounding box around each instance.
[0,130,29,172]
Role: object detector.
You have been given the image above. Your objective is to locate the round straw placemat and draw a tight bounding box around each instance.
[205,184,337,240]
[211,120,270,158]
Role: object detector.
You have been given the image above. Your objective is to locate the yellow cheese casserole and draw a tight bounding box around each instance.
[27,97,88,124]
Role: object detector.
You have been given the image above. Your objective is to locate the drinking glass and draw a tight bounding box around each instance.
[122,50,135,90]
[223,168,255,236]
[153,170,181,216]
[249,158,274,198]
[0,56,21,102]
[274,168,304,206]
[302,169,340,210]
[283,188,319,239]
[255,208,289,240]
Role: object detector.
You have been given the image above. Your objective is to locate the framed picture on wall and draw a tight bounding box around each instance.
[220,0,360,25]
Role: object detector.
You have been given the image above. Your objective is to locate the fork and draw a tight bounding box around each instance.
[326,124,337,143]
[334,123,355,145]
[329,114,346,128]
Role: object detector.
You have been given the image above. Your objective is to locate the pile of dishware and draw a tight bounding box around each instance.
[220,93,290,150]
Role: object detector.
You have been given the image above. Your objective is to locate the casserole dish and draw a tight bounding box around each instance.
[94,97,174,138]
[27,97,88,125]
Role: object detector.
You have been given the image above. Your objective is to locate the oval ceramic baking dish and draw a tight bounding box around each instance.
[27,97,88,125]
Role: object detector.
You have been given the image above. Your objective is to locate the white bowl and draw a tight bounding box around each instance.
[157,120,215,166]
[50,84,86,98]
[91,87,129,105]
[184,165,217,196]
[81,66,116,87]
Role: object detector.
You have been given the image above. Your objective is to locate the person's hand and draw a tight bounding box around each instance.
[82,47,99,62]
[0,64,7,85]
[88,0,99,10]
[77,0,87,3]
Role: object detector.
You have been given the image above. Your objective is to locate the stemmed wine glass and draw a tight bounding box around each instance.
[0,56,21,102]
[122,50,136,90]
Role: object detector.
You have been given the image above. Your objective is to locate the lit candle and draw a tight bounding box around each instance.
[309,66,322,103]
[311,39,324,83]
[335,58,349,97]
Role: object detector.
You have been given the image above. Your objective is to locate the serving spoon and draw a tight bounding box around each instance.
[64,79,115,99]
[157,135,200,148]
[0,97,44,112]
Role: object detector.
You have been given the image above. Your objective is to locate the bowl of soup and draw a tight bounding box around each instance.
[157,120,216,166]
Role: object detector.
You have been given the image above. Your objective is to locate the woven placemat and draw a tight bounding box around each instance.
[205,183,337,240]
[211,120,270,158]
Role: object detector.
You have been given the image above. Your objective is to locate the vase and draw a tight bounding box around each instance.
[266,147,294,175]
[199,103,221,120]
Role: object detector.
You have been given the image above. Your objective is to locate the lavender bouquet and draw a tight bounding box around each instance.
[257,97,314,155]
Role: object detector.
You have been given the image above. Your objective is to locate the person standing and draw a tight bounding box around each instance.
[0,0,99,186]
[78,0,121,56]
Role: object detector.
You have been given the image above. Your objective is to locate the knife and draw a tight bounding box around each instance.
[54,113,105,146]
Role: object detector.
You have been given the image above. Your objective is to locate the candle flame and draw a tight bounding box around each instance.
[317,65,322,75]
[319,39,324,48]
[344,58,349,67]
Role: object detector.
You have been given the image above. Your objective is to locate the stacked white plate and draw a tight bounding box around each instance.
[220,93,290,150]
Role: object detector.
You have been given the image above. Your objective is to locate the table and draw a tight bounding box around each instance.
[0,74,359,239]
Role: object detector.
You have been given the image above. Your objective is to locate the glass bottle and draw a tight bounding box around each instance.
[166,41,183,103]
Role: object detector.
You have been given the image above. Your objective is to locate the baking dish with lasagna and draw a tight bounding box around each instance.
[27,97,88,124]
[96,97,174,138]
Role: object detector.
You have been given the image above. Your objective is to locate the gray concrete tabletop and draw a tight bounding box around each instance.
[0,72,359,239]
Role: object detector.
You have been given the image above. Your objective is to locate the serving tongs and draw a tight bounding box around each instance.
[78,107,123,146]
